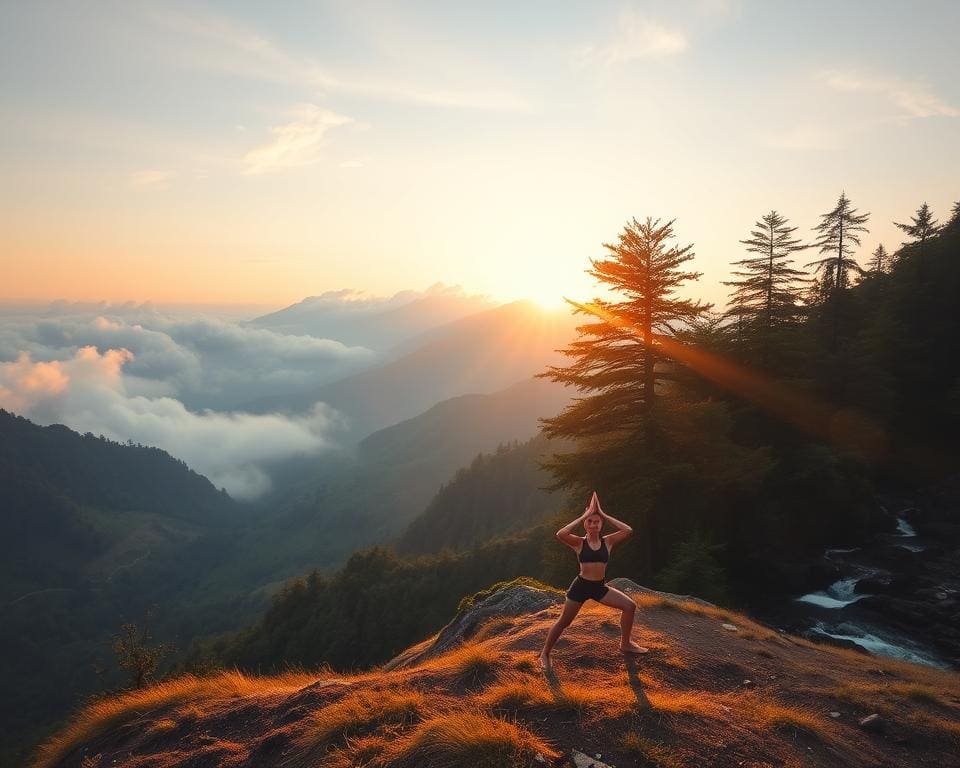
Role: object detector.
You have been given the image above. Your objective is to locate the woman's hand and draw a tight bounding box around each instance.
[591,490,607,518]
[583,492,598,518]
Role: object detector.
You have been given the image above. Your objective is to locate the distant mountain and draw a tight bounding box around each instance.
[249,286,495,352]
[210,375,573,590]
[245,301,580,441]
[394,432,572,556]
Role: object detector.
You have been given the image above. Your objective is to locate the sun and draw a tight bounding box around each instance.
[527,289,569,310]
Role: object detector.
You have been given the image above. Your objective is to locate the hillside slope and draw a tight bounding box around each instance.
[395,432,570,556]
[0,410,246,767]
[37,580,960,768]
[210,376,571,591]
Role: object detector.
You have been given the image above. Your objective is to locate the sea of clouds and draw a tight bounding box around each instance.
[0,300,383,500]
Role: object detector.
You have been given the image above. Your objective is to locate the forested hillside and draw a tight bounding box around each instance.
[395,433,568,556]
[0,412,246,766]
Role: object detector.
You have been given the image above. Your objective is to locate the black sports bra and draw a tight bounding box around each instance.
[578,536,609,563]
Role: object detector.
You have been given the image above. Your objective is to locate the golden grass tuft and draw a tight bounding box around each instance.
[514,657,536,673]
[904,710,960,742]
[321,733,392,768]
[422,642,500,684]
[889,682,952,706]
[285,688,424,767]
[830,681,896,714]
[34,669,325,768]
[622,730,684,768]
[143,718,177,739]
[646,688,726,719]
[388,710,559,768]
[478,673,554,710]
[732,690,832,740]
[480,672,635,718]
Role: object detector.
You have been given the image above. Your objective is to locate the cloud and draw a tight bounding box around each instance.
[0,308,376,412]
[0,346,345,500]
[243,104,355,174]
[576,11,687,67]
[824,71,959,119]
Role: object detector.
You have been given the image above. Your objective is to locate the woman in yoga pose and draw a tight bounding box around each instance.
[538,491,648,670]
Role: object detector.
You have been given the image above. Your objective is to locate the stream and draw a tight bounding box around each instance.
[771,509,954,670]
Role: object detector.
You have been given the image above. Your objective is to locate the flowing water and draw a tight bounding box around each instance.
[786,514,947,668]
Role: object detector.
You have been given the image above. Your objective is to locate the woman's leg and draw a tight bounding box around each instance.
[599,587,648,653]
[539,599,583,668]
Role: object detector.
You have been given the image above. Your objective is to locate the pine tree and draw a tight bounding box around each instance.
[895,202,941,274]
[948,200,960,230]
[723,210,809,368]
[807,192,870,347]
[538,217,710,453]
[867,244,889,274]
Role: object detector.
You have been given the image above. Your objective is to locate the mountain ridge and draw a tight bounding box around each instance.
[35,579,960,768]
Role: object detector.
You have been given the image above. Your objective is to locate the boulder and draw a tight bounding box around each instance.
[383,580,563,670]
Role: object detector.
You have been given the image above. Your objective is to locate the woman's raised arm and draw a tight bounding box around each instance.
[555,498,593,547]
[596,494,633,545]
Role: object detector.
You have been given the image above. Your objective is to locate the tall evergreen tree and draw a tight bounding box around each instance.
[895,202,941,273]
[536,218,711,568]
[867,244,889,274]
[539,217,710,453]
[723,210,809,368]
[948,200,960,230]
[807,191,870,347]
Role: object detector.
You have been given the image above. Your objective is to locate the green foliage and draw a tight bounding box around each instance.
[724,210,810,371]
[198,527,555,673]
[808,191,870,293]
[111,621,174,690]
[654,530,730,606]
[396,434,570,556]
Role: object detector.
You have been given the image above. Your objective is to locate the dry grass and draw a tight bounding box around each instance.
[285,688,425,767]
[478,672,555,710]
[622,730,684,768]
[323,734,392,768]
[143,718,177,739]
[34,669,324,768]
[479,671,636,718]
[419,641,501,685]
[830,681,898,715]
[903,710,960,743]
[888,682,953,706]
[646,687,726,719]
[731,690,832,740]
[387,710,560,767]
[514,657,536,673]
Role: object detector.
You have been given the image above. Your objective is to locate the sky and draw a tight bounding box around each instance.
[2,0,959,310]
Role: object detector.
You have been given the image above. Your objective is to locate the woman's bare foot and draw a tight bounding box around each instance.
[620,640,649,654]
[538,652,552,670]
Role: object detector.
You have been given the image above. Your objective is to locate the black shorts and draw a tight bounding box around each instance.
[566,575,609,604]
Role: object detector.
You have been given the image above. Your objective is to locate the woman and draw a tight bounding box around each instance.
[538,491,648,670]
